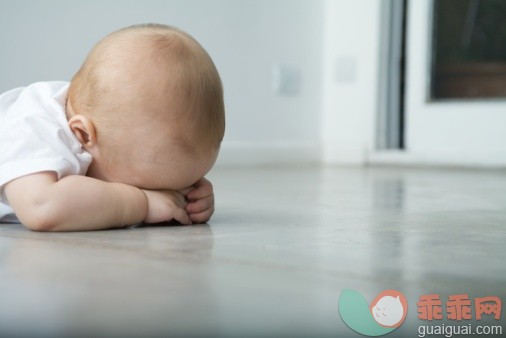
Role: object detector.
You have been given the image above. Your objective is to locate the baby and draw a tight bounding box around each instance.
[0,24,225,231]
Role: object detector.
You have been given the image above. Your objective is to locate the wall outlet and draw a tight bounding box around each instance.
[272,64,300,96]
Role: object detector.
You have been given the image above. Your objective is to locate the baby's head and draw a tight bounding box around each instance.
[67,24,225,190]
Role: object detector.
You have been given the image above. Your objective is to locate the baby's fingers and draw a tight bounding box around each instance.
[186,195,214,214]
[178,186,193,197]
[187,178,213,200]
[189,206,214,224]
[173,207,192,225]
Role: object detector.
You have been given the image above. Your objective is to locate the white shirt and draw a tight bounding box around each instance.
[0,82,92,222]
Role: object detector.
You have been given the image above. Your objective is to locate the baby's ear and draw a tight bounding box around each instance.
[68,115,96,147]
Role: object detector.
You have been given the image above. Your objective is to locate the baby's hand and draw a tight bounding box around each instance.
[141,189,191,225]
[183,178,215,224]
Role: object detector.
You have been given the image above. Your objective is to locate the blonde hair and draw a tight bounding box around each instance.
[68,23,225,151]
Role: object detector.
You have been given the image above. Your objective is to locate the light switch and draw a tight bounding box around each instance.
[272,64,300,96]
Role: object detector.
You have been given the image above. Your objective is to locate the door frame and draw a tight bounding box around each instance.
[376,0,406,151]
[371,0,506,167]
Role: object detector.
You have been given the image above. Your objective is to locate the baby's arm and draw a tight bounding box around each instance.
[5,172,192,232]
[4,171,148,231]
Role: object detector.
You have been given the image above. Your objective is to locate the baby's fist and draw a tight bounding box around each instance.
[142,189,191,225]
[184,178,215,224]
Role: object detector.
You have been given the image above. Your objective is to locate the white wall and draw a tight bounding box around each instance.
[321,0,382,164]
[0,0,325,166]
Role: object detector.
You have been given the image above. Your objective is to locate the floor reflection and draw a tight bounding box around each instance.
[0,224,219,337]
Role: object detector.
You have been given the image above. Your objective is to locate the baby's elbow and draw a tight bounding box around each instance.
[24,217,57,232]
[22,216,55,232]
[19,206,60,232]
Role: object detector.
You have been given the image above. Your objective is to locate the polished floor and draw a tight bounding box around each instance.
[0,166,505,337]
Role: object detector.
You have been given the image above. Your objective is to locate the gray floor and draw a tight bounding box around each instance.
[1,166,505,337]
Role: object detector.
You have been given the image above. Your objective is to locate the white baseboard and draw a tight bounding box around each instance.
[368,150,506,169]
[215,142,322,167]
[214,145,506,169]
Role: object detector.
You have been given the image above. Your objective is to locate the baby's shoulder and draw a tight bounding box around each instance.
[17,81,69,101]
[1,81,67,106]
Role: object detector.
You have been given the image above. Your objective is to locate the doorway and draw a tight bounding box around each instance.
[404,0,506,167]
[378,0,506,166]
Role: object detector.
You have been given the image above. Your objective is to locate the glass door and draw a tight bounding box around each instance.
[404,0,506,165]
[431,0,506,99]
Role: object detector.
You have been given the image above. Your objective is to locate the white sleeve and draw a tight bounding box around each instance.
[0,114,82,187]
[0,87,92,197]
